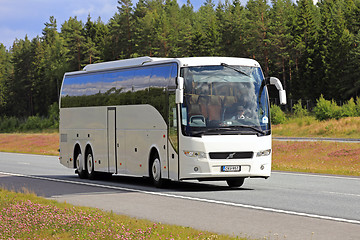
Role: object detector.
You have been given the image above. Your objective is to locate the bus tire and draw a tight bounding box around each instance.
[75,151,87,179]
[86,149,96,180]
[150,156,164,188]
[226,178,245,188]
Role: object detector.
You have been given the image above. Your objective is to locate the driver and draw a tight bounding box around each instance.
[232,106,246,120]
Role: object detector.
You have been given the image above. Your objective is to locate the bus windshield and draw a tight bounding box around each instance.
[181,65,270,137]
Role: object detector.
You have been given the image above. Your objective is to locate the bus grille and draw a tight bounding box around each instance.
[209,152,254,159]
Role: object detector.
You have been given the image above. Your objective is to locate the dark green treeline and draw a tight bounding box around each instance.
[0,0,360,118]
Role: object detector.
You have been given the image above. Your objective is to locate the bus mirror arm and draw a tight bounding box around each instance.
[267,77,287,105]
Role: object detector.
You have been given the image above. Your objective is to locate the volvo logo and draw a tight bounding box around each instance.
[226,153,236,159]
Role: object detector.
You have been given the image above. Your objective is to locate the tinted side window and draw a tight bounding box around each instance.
[61,73,108,108]
[132,67,152,104]
[148,65,171,120]
[105,70,134,106]
[60,63,178,109]
[150,65,171,88]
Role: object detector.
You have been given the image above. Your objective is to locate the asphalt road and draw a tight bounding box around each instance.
[0,152,359,240]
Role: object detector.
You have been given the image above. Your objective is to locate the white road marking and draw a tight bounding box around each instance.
[17,162,30,165]
[1,171,360,225]
[323,191,360,198]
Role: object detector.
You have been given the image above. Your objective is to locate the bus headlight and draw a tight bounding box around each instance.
[183,151,207,159]
[256,149,271,157]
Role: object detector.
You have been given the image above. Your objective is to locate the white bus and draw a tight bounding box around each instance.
[59,56,286,187]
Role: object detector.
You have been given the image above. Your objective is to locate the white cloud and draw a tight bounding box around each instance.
[99,2,119,17]
[72,6,96,17]
[71,0,118,22]
[0,27,35,49]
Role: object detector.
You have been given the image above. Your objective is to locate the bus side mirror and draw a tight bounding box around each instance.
[176,77,184,104]
[176,77,184,90]
[279,90,287,105]
[176,89,183,104]
[268,77,287,105]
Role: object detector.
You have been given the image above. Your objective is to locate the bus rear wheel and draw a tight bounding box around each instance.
[226,178,245,188]
[86,149,96,180]
[150,157,164,188]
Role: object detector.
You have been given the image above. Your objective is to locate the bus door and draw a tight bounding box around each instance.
[168,93,179,181]
[107,107,117,173]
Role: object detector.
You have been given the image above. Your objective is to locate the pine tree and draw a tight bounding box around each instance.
[191,0,220,56]
[117,0,134,58]
[164,0,182,57]
[83,15,102,64]
[220,0,248,57]
[342,31,360,98]
[245,0,271,76]
[30,37,48,116]
[342,0,360,35]
[268,0,296,92]
[178,0,194,57]
[42,17,67,103]
[61,17,85,71]
[292,0,320,100]
[317,0,341,99]
[0,44,12,114]
[318,0,357,100]
[9,37,35,116]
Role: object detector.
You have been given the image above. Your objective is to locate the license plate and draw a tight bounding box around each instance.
[221,165,241,172]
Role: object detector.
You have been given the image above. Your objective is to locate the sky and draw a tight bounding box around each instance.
[0,0,214,49]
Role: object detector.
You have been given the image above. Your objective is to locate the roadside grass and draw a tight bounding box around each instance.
[272,116,360,139]
[0,133,59,156]
[272,141,360,176]
[0,188,246,240]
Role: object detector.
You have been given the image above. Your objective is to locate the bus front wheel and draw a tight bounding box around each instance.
[150,157,164,188]
[226,178,245,188]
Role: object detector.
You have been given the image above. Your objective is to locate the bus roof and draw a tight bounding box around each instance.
[176,57,260,68]
[81,56,260,73]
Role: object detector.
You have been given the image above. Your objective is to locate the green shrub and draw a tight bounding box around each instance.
[0,116,20,132]
[47,102,59,128]
[313,95,342,121]
[356,97,360,117]
[20,115,44,131]
[342,98,358,117]
[270,104,287,124]
[0,102,59,132]
[293,99,308,117]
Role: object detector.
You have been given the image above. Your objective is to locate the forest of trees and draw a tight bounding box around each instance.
[0,0,359,118]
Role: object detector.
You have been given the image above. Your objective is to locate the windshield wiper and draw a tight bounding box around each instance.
[191,126,265,137]
[234,125,266,135]
[220,63,250,77]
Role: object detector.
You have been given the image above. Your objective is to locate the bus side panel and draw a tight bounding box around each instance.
[59,109,72,168]
[59,107,109,172]
[117,105,168,178]
[116,129,126,174]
